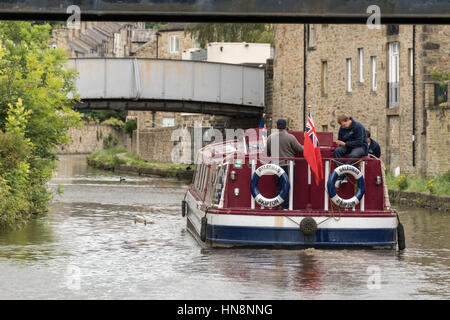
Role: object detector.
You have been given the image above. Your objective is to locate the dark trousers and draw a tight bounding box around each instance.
[333,146,367,159]
[333,146,367,180]
[275,164,294,209]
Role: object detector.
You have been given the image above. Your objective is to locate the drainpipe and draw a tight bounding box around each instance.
[303,25,307,131]
[412,25,416,167]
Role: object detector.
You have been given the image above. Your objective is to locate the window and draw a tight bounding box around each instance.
[114,33,121,57]
[371,56,377,91]
[408,48,414,77]
[195,164,208,194]
[321,61,328,96]
[308,24,315,48]
[162,117,175,127]
[346,58,352,92]
[358,48,364,83]
[434,83,448,105]
[194,36,200,49]
[169,35,179,54]
[388,42,400,107]
[387,24,399,36]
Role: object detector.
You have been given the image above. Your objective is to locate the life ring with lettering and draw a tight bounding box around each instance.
[327,164,365,208]
[250,164,290,208]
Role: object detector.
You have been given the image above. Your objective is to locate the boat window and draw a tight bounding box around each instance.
[194,164,204,192]
[198,163,208,195]
[196,164,205,193]
[205,164,218,206]
[213,166,226,206]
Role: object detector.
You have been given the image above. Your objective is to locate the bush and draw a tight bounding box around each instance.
[124,118,137,138]
[395,174,409,190]
[0,22,82,228]
[0,131,33,228]
[103,133,120,149]
[101,117,125,131]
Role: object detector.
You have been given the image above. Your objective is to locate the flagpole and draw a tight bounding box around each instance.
[306,105,312,210]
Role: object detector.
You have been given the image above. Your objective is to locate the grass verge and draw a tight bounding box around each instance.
[385,170,450,196]
[86,146,190,171]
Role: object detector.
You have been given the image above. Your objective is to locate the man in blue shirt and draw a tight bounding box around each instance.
[333,114,368,187]
[366,130,381,158]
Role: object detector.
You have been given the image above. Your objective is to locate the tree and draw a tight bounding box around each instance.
[431,68,450,84]
[0,21,81,228]
[431,68,449,106]
[185,24,274,48]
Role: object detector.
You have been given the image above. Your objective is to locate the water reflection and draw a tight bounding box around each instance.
[0,155,448,299]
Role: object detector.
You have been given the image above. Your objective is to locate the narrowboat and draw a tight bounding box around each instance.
[182,129,405,250]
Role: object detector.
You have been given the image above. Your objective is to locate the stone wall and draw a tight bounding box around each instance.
[58,124,126,154]
[134,40,157,58]
[134,29,196,59]
[272,25,305,131]
[158,30,196,60]
[389,189,450,211]
[131,114,259,163]
[425,106,450,176]
[136,126,179,163]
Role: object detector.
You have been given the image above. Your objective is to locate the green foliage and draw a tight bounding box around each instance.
[83,110,127,123]
[124,118,137,138]
[87,146,127,170]
[87,148,190,172]
[146,22,167,30]
[395,174,409,190]
[101,117,125,131]
[426,179,436,194]
[103,133,119,149]
[185,24,274,48]
[0,21,81,228]
[386,170,450,196]
[431,68,450,84]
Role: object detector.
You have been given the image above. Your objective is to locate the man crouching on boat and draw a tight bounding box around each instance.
[265,119,304,210]
[333,114,368,188]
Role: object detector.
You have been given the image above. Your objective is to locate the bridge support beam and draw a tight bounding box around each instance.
[75,99,263,118]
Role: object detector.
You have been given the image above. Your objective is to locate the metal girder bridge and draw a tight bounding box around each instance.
[0,1,449,23]
[68,58,265,117]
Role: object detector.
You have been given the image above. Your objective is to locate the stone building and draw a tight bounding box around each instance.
[133,23,197,59]
[52,22,154,58]
[129,23,200,132]
[272,24,449,175]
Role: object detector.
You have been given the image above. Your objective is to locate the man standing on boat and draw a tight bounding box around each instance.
[266,119,304,209]
[333,114,368,187]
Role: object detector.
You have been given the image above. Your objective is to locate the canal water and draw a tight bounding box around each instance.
[0,155,448,299]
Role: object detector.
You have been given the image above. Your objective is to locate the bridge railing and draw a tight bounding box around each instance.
[67,58,265,108]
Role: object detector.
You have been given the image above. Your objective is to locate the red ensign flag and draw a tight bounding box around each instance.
[304,111,324,185]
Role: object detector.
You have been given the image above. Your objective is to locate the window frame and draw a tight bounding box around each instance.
[308,24,316,48]
[169,34,179,54]
[388,42,400,108]
[321,60,328,96]
[346,58,352,92]
[358,48,364,83]
[408,48,414,77]
[371,56,377,91]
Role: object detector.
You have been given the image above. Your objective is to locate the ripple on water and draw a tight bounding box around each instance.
[0,155,448,299]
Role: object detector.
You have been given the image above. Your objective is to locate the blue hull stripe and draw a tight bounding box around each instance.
[206,225,397,247]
